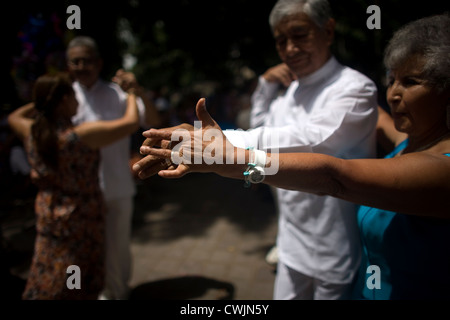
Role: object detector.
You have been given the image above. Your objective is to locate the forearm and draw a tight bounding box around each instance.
[7,103,36,141]
[10,103,35,118]
[215,149,339,197]
[255,152,340,196]
[124,92,140,129]
[76,93,139,149]
[262,152,450,218]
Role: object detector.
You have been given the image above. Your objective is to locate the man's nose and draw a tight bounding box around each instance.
[286,38,298,53]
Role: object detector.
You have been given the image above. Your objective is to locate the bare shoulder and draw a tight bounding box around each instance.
[427,138,450,158]
[400,149,450,178]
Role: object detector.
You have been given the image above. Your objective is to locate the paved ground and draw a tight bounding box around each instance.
[1,172,278,300]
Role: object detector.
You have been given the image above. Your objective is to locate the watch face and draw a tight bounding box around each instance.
[250,167,265,183]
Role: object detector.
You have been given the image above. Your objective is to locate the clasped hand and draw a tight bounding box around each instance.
[132,98,234,179]
[112,69,141,94]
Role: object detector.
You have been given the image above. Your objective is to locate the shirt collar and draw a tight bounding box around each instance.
[297,56,339,87]
[74,79,103,92]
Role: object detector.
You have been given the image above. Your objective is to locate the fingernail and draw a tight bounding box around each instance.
[138,171,146,179]
[132,163,140,171]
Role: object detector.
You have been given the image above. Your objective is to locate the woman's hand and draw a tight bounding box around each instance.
[135,98,234,179]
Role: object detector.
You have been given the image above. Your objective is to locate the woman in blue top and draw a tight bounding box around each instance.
[134,14,450,300]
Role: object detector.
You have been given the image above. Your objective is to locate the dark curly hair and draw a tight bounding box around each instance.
[31,73,74,169]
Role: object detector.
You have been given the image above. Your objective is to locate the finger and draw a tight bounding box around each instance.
[161,139,172,149]
[142,128,175,141]
[141,137,162,149]
[132,154,160,172]
[281,76,293,88]
[195,98,217,128]
[138,163,163,179]
[132,155,166,179]
[289,69,298,81]
[112,69,124,82]
[279,67,295,87]
[111,77,123,86]
[158,165,190,179]
[140,146,172,159]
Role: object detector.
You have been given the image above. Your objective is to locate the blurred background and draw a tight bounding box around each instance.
[1,0,448,300]
[1,0,449,119]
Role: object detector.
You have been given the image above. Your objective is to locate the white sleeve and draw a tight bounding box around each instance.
[136,96,149,129]
[225,79,378,157]
[249,76,280,128]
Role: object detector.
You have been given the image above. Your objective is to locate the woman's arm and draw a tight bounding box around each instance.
[7,103,36,142]
[142,135,450,218]
[74,92,140,149]
[376,106,407,151]
[262,151,450,218]
[137,99,450,218]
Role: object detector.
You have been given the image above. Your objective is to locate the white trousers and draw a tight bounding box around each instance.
[274,261,353,300]
[102,196,133,300]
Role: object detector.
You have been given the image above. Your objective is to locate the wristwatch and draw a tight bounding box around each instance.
[244,149,266,187]
[247,165,265,184]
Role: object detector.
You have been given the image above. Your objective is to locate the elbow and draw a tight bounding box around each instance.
[326,177,346,198]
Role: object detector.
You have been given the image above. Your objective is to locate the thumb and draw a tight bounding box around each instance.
[195,98,216,128]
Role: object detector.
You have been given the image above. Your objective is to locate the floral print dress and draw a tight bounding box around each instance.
[22,122,105,300]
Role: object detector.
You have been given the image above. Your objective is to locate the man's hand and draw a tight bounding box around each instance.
[112,69,140,94]
[262,63,297,88]
[133,98,231,179]
[132,122,196,180]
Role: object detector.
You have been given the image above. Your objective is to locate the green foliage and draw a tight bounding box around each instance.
[5,0,449,109]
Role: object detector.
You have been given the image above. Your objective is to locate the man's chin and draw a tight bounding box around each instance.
[76,76,96,88]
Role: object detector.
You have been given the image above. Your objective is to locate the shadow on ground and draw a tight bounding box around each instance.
[132,172,276,244]
[1,170,276,300]
[129,275,235,300]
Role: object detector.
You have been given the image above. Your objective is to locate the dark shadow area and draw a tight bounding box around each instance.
[1,171,277,299]
[1,187,36,300]
[131,172,277,244]
[129,276,235,300]
[0,267,27,300]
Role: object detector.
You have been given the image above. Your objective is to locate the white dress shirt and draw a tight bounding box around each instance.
[72,80,148,201]
[224,56,378,284]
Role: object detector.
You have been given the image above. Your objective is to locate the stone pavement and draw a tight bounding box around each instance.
[1,172,279,300]
[128,173,278,300]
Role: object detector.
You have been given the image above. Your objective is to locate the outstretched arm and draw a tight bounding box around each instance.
[137,98,450,218]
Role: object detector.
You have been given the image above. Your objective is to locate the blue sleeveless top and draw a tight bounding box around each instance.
[353,140,450,300]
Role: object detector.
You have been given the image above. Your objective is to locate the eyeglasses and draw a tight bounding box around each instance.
[68,57,96,67]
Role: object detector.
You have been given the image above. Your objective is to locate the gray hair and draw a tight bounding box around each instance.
[269,0,332,32]
[66,36,100,58]
[384,14,450,92]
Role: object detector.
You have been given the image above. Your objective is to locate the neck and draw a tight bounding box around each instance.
[406,129,450,153]
[78,78,98,90]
